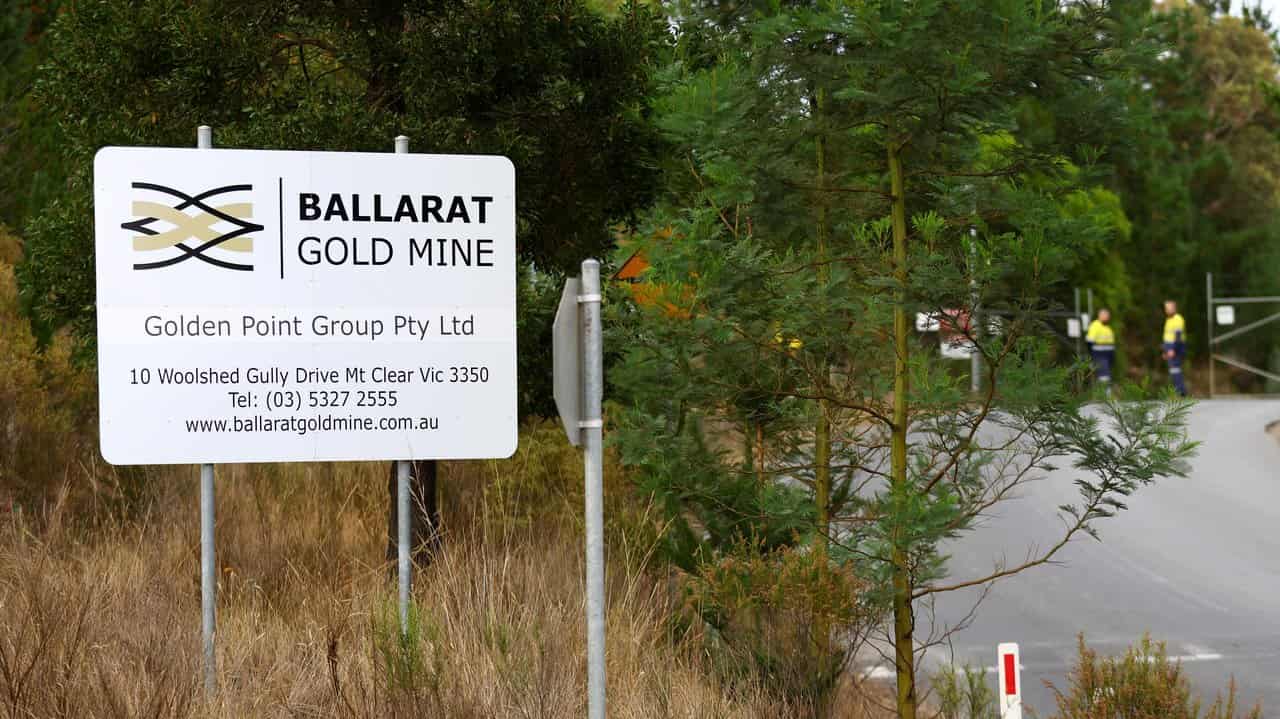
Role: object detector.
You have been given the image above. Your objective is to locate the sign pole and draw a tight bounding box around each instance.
[200,462,216,694]
[196,124,217,696]
[396,458,411,633]
[580,259,606,719]
[394,135,412,636]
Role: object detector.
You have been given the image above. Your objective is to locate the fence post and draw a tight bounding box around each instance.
[1207,272,1215,398]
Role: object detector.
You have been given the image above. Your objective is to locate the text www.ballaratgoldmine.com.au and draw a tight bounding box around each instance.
[183,414,439,436]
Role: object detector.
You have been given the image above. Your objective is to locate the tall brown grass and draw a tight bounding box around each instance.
[0,435,899,718]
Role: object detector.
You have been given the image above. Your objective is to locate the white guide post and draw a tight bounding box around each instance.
[998,642,1022,719]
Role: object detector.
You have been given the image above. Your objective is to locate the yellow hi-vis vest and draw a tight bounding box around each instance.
[1086,319,1115,350]
[1163,313,1186,347]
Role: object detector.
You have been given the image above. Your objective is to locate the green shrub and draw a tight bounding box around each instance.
[1047,635,1262,719]
[371,597,443,698]
[684,541,869,705]
[932,662,995,719]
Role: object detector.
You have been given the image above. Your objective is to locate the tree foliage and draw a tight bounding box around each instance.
[0,2,64,239]
[1106,0,1280,384]
[613,1,1197,713]
[18,0,666,345]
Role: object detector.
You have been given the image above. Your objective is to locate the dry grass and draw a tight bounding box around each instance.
[0,443,895,718]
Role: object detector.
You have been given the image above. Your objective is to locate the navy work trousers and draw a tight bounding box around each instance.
[1167,354,1187,397]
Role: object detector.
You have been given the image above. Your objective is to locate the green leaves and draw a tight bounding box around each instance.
[612,3,1197,709]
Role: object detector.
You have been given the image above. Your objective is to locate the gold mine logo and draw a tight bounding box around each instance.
[121,183,263,271]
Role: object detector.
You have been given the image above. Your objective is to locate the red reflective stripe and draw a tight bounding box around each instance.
[1003,653,1017,695]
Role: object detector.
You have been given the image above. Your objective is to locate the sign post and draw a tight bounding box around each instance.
[998,642,1022,719]
[200,456,215,693]
[581,260,605,719]
[196,125,217,696]
[552,259,605,719]
[393,134,412,638]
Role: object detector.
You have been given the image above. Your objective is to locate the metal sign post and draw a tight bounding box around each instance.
[396,458,411,633]
[393,135,413,637]
[196,125,217,696]
[581,260,605,719]
[552,259,605,719]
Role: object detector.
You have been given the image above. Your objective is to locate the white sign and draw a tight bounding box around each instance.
[998,642,1022,719]
[1216,305,1236,326]
[940,338,976,360]
[94,147,517,464]
[916,312,940,332]
[1067,318,1082,338]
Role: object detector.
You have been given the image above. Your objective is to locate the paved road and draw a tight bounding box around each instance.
[924,399,1280,714]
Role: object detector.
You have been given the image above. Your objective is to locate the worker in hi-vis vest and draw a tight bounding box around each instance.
[1085,308,1116,396]
[1162,300,1188,397]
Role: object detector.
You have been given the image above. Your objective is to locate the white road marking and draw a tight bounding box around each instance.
[1166,653,1224,662]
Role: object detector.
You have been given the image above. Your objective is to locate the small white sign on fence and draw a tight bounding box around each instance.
[1216,305,1236,326]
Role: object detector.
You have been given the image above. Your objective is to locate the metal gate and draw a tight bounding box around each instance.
[1205,272,1280,397]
